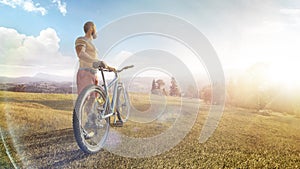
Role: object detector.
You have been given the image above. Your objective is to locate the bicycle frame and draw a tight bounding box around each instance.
[99,68,122,120]
[73,64,133,153]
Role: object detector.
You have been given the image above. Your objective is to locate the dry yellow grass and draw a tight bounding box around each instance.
[0,91,299,168]
[0,91,75,167]
[1,91,74,135]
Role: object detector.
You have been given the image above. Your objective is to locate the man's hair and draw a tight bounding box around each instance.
[83,21,94,33]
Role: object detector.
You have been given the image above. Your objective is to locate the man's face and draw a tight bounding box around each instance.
[91,25,97,39]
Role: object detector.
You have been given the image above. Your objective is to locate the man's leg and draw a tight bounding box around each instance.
[77,70,98,130]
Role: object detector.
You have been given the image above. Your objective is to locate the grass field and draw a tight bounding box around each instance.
[0,91,299,168]
[0,91,75,168]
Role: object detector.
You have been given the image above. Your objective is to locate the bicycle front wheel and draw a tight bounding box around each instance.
[73,84,109,154]
[116,85,130,122]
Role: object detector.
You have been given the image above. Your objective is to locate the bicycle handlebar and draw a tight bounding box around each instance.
[93,61,134,73]
[117,65,134,72]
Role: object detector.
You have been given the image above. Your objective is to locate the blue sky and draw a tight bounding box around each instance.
[1,0,300,85]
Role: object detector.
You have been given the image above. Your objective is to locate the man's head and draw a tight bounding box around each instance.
[84,21,97,39]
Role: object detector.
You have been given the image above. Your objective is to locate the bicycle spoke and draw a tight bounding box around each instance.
[73,85,109,153]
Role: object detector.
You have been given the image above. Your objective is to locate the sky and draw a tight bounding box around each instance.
[0,0,300,86]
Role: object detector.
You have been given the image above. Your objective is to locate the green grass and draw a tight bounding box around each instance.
[0,91,299,168]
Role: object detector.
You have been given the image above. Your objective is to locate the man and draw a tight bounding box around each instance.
[75,21,115,94]
[75,21,122,131]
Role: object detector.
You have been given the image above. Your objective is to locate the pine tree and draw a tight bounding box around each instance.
[151,79,156,91]
[156,79,165,89]
[169,77,180,96]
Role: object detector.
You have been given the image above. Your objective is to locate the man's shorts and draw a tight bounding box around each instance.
[76,69,98,94]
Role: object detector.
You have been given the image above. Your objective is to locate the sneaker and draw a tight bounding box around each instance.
[113,120,123,127]
[84,114,96,140]
[84,131,95,139]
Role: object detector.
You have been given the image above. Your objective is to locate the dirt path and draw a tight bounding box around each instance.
[14,103,200,168]
[15,128,85,168]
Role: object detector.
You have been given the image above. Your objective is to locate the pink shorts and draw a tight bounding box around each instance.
[76,69,98,94]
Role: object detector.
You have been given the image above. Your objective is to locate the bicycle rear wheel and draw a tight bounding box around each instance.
[116,85,130,122]
[73,84,109,154]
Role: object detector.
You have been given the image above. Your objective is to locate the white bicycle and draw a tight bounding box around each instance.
[73,63,134,154]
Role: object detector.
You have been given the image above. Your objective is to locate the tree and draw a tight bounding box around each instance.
[201,85,211,104]
[151,79,167,96]
[151,79,157,91]
[169,77,180,96]
[156,79,165,89]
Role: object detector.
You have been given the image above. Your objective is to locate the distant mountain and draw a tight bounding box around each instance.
[34,73,73,82]
[0,72,209,93]
[0,73,73,83]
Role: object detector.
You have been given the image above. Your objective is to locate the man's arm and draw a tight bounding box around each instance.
[76,45,98,63]
[75,38,98,63]
[75,38,115,71]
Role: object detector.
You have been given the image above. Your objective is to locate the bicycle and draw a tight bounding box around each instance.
[73,62,134,154]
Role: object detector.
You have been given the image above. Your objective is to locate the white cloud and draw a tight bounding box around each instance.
[280,8,300,15]
[0,0,19,8]
[0,0,47,15]
[279,8,300,26]
[52,0,67,16]
[0,0,67,16]
[0,27,75,77]
[107,50,132,66]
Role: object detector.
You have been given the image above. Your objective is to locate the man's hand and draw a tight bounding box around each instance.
[93,61,116,72]
[93,61,107,69]
[107,66,116,72]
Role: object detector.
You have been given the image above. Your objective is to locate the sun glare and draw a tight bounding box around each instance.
[267,60,300,90]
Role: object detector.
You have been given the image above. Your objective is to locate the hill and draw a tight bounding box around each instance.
[0,91,299,168]
[0,73,73,83]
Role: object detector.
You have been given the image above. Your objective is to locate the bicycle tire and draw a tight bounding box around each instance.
[116,85,130,122]
[73,84,109,154]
